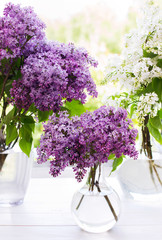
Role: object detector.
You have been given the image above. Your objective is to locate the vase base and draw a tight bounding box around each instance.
[0,199,24,207]
[73,216,117,233]
[71,187,120,233]
[124,191,162,201]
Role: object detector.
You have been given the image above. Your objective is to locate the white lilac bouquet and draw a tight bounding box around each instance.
[103,1,162,184]
[0,3,98,169]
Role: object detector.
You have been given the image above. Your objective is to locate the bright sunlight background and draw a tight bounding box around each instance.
[0,0,143,21]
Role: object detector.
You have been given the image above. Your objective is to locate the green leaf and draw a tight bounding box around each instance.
[0,122,3,130]
[5,80,13,97]
[60,106,70,112]
[19,124,33,141]
[20,115,35,124]
[0,58,9,68]
[108,153,115,160]
[28,104,37,113]
[19,138,32,157]
[6,124,18,145]
[28,123,35,132]
[64,100,86,116]
[38,110,52,122]
[0,79,3,94]
[14,69,22,80]
[143,49,158,58]
[152,78,162,102]
[158,109,162,119]
[147,121,162,144]
[15,58,21,68]
[111,156,123,173]
[157,59,162,69]
[3,107,16,124]
[137,83,153,97]
[19,123,34,156]
[130,103,137,118]
[149,116,162,130]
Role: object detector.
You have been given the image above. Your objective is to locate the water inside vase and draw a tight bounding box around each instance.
[71,185,120,233]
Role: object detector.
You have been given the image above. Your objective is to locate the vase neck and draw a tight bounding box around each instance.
[141,117,153,159]
[87,163,106,191]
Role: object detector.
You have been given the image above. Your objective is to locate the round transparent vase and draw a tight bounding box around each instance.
[0,146,33,206]
[118,143,162,201]
[71,165,121,233]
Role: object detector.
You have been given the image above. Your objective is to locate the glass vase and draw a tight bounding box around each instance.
[0,146,33,206]
[71,164,121,233]
[118,131,162,201]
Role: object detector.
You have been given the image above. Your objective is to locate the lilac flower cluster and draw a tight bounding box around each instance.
[0,3,97,112]
[10,41,98,111]
[37,106,138,181]
[0,2,45,61]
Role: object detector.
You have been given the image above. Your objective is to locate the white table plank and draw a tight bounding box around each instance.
[0,178,162,239]
[0,226,162,240]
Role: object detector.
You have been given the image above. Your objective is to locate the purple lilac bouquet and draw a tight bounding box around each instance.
[10,41,98,112]
[0,3,97,169]
[37,106,138,182]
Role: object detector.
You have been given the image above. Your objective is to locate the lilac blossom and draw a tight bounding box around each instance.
[0,3,98,112]
[0,2,45,61]
[37,106,138,181]
[10,41,98,111]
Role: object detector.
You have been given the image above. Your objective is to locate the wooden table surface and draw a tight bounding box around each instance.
[0,177,162,240]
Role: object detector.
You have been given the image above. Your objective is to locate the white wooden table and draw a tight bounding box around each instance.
[0,177,162,240]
